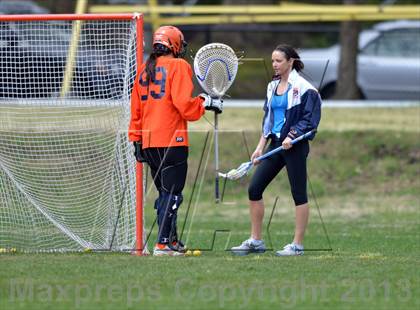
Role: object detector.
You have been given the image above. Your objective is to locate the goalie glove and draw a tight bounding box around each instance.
[200,93,223,114]
[133,141,147,163]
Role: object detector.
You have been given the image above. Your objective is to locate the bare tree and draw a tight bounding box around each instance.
[334,0,362,99]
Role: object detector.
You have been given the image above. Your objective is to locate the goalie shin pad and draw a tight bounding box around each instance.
[156,191,183,244]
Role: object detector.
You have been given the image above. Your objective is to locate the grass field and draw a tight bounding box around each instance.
[1,107,419,309]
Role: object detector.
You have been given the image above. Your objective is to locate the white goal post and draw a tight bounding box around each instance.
[0,13,145,254]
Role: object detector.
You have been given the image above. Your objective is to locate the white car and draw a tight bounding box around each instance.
[299,20,420,100]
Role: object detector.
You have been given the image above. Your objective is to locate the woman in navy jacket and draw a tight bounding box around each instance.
[232,44,321,256]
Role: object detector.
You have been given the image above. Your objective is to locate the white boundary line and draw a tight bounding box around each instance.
[223,99,420,108]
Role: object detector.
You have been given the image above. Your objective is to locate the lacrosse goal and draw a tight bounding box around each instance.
[0,14,145,253]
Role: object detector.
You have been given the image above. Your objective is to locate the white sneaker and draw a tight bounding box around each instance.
[231,238,266,256]
[153,244,184,257]
[275,243,304,256]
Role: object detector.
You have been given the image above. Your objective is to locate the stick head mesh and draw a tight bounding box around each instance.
[219,161,253,180]
[193,43,238,98]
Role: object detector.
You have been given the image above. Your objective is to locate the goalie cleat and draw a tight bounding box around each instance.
[170,240,187,253]
[231,238,266,256]
[275,243,304,256]
[153,243,185,257]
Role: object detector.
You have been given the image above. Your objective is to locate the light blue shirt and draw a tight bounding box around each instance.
[271,86,290,136]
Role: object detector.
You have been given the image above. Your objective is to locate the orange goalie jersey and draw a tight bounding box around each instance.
[128,57,205,148]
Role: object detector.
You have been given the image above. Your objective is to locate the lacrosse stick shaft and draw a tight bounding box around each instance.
[214,112,220,203]
[218,130,316,181]
[256,130,316,162]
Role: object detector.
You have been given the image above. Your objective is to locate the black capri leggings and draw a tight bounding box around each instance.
[143,146,188,194]
[248,140,309,206]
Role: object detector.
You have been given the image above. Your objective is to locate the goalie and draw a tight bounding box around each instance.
[128,26,222,256]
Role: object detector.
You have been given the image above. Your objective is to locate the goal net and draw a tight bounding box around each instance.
[0,14,144,253]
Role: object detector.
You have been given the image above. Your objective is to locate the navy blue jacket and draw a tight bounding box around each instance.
[262,69,322,141]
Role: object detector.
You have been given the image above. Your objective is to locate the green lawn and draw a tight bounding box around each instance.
[1,107,419,309]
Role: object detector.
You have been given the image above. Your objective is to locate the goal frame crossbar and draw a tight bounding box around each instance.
[0,13,139,22]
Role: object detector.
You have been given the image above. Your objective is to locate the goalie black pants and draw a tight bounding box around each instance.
[143,146,188,244]
[248,139,309,205]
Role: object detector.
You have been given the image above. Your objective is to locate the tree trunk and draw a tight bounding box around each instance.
[334,0,362,99]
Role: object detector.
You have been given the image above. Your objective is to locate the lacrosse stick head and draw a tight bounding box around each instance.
[219,161,253,180]
[194,43,238,98]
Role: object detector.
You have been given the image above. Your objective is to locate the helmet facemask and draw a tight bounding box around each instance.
[178,40,187,58]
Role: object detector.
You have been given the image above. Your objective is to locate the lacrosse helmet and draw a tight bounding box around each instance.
[153,26,187,57]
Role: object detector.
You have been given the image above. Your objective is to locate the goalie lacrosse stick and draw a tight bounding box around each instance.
[194,43,239,203]
[219,130,316,180]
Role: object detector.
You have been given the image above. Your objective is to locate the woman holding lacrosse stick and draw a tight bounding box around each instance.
[231,44,321,256]
[128,26,222,256]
